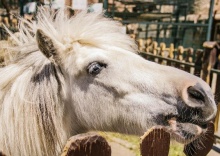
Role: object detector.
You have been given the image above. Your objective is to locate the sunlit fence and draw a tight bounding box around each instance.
[138,39,220,104]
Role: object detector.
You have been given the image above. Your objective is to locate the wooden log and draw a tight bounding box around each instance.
[140,127,170,156]
[61,133,111,156]
[184,122,214,156]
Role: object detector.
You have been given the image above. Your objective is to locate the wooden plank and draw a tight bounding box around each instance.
[194,49,203,77]
[140,127,170,156]
[202,44,217,85]
[61,133,111,156]
[215,54,220,102]
[185,48,193,73]
[176,46,184,70]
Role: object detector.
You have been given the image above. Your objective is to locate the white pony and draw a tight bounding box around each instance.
[0,8,217,156]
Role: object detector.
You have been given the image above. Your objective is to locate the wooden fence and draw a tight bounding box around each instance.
[59,123,214,156]
[0,123,214,156]
[138,39,220,104]
[0,15,18,40]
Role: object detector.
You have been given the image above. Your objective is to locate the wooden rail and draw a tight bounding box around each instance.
[138,39,220,104]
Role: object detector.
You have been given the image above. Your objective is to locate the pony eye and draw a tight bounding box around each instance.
[87,62,106,76]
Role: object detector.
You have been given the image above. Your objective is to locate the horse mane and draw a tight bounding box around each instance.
[0,7,137,156]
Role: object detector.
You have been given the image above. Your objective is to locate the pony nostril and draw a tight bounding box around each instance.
[187,86,205,103]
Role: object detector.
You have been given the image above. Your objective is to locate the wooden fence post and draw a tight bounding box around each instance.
[176,46,184,69]
[140,127,170,156]
[194,49,203,77]
[201,41,218,85]
[185,48,193,73]
[159,43,166,64]
[214,50,220,132]
[141,123,214,156]
[169,43,174,59]
[61,133,111,156]
[215,53,220,102]
[167,43,174,66]
[152,41,158,55]
[145,38,152,53]
[146,41,158,62]
[138,39,145,52]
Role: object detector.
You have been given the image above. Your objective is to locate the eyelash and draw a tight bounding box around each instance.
[87,62,107,76]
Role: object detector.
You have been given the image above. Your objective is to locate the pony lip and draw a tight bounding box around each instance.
[166,117,206,144]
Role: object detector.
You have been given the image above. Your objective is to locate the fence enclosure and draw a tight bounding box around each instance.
[138,39,220,104]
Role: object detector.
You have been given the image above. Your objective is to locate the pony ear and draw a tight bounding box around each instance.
[36,29,58,59]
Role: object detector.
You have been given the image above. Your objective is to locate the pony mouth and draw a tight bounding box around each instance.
[164,116,207,144]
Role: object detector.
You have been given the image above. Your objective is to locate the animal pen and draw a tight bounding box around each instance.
[104,0,215,49]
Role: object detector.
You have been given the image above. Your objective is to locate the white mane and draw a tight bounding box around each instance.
[11,8,137,54]
[0,8,137,156]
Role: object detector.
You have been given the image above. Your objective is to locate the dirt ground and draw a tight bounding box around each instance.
[109,141,136,156]
[109,138,220,156]
[208,149,220,156]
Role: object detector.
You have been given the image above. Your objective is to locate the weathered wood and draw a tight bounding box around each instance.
[169,43,174,59]
[167,43,174,66]
[140,127,170,156]
[194,49,203,77]
[1,0,11,26]
[158,43,166,64]
[185,48,193,73]
[214,54,220,132]
[152,41,158,55]
[215,54,220,102]
[176,46,184,70]
[138,39,145,52]
[145,39,156,61]
[0,124,216,156]
[61,133,111,156]
[0,151,6,156]
[184,122,214,156]
[145,38,153,53]
[202,41,218,85]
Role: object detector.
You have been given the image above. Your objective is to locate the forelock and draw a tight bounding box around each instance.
[12,7,137,53]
